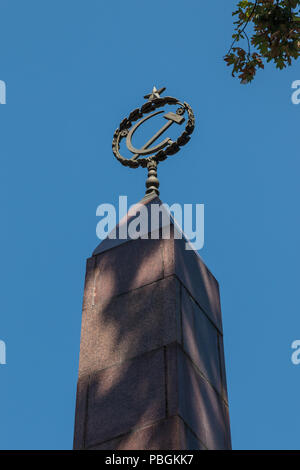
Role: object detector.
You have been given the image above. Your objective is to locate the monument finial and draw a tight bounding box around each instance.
[112,87,195,197]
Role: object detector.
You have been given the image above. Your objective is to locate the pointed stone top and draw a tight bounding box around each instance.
[93,191,200,257]
[93,193,163,256]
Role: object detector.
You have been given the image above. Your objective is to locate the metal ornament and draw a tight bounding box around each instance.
[112,86,195,197]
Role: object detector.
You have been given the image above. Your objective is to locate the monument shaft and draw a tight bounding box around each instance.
[73,224,231,450]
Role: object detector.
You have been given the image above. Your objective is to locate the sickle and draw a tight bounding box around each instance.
[126,110,172,157]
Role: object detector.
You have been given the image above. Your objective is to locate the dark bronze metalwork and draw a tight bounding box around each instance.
[112,86,195,196]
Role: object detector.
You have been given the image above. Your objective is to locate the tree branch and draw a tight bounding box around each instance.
[227,0,259,56]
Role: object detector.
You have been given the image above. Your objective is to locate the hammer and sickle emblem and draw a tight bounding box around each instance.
[112,86,195,179]
[126,110,185,161]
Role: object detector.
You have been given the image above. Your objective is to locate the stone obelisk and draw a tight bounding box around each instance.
[73,87,231,450]
[73,197,231,450]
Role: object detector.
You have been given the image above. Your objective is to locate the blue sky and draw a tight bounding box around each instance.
[0,0,299,450]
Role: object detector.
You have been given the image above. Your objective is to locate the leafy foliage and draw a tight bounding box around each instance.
[225,0,300,83]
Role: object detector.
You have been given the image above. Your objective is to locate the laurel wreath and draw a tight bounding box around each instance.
[112,96,195,169]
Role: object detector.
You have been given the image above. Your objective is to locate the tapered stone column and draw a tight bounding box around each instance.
[73,197,231,450]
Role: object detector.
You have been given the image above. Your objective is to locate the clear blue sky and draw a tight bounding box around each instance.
[0,0,299,450]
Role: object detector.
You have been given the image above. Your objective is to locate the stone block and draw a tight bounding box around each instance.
[166,343,231,450]
[94,238,164,305]
[162,234,222,332]
[79,276,181,377]
[181,286,224,398]
[81,257,96,311]
[85,348,166,448]
[218,334,229,403]
[73,374,89,450]
[90,416,206,450]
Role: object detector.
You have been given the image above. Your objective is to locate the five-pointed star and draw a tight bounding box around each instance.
[144,86,166,101]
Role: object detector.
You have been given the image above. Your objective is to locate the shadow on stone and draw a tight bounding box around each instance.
[73,201,231,450]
